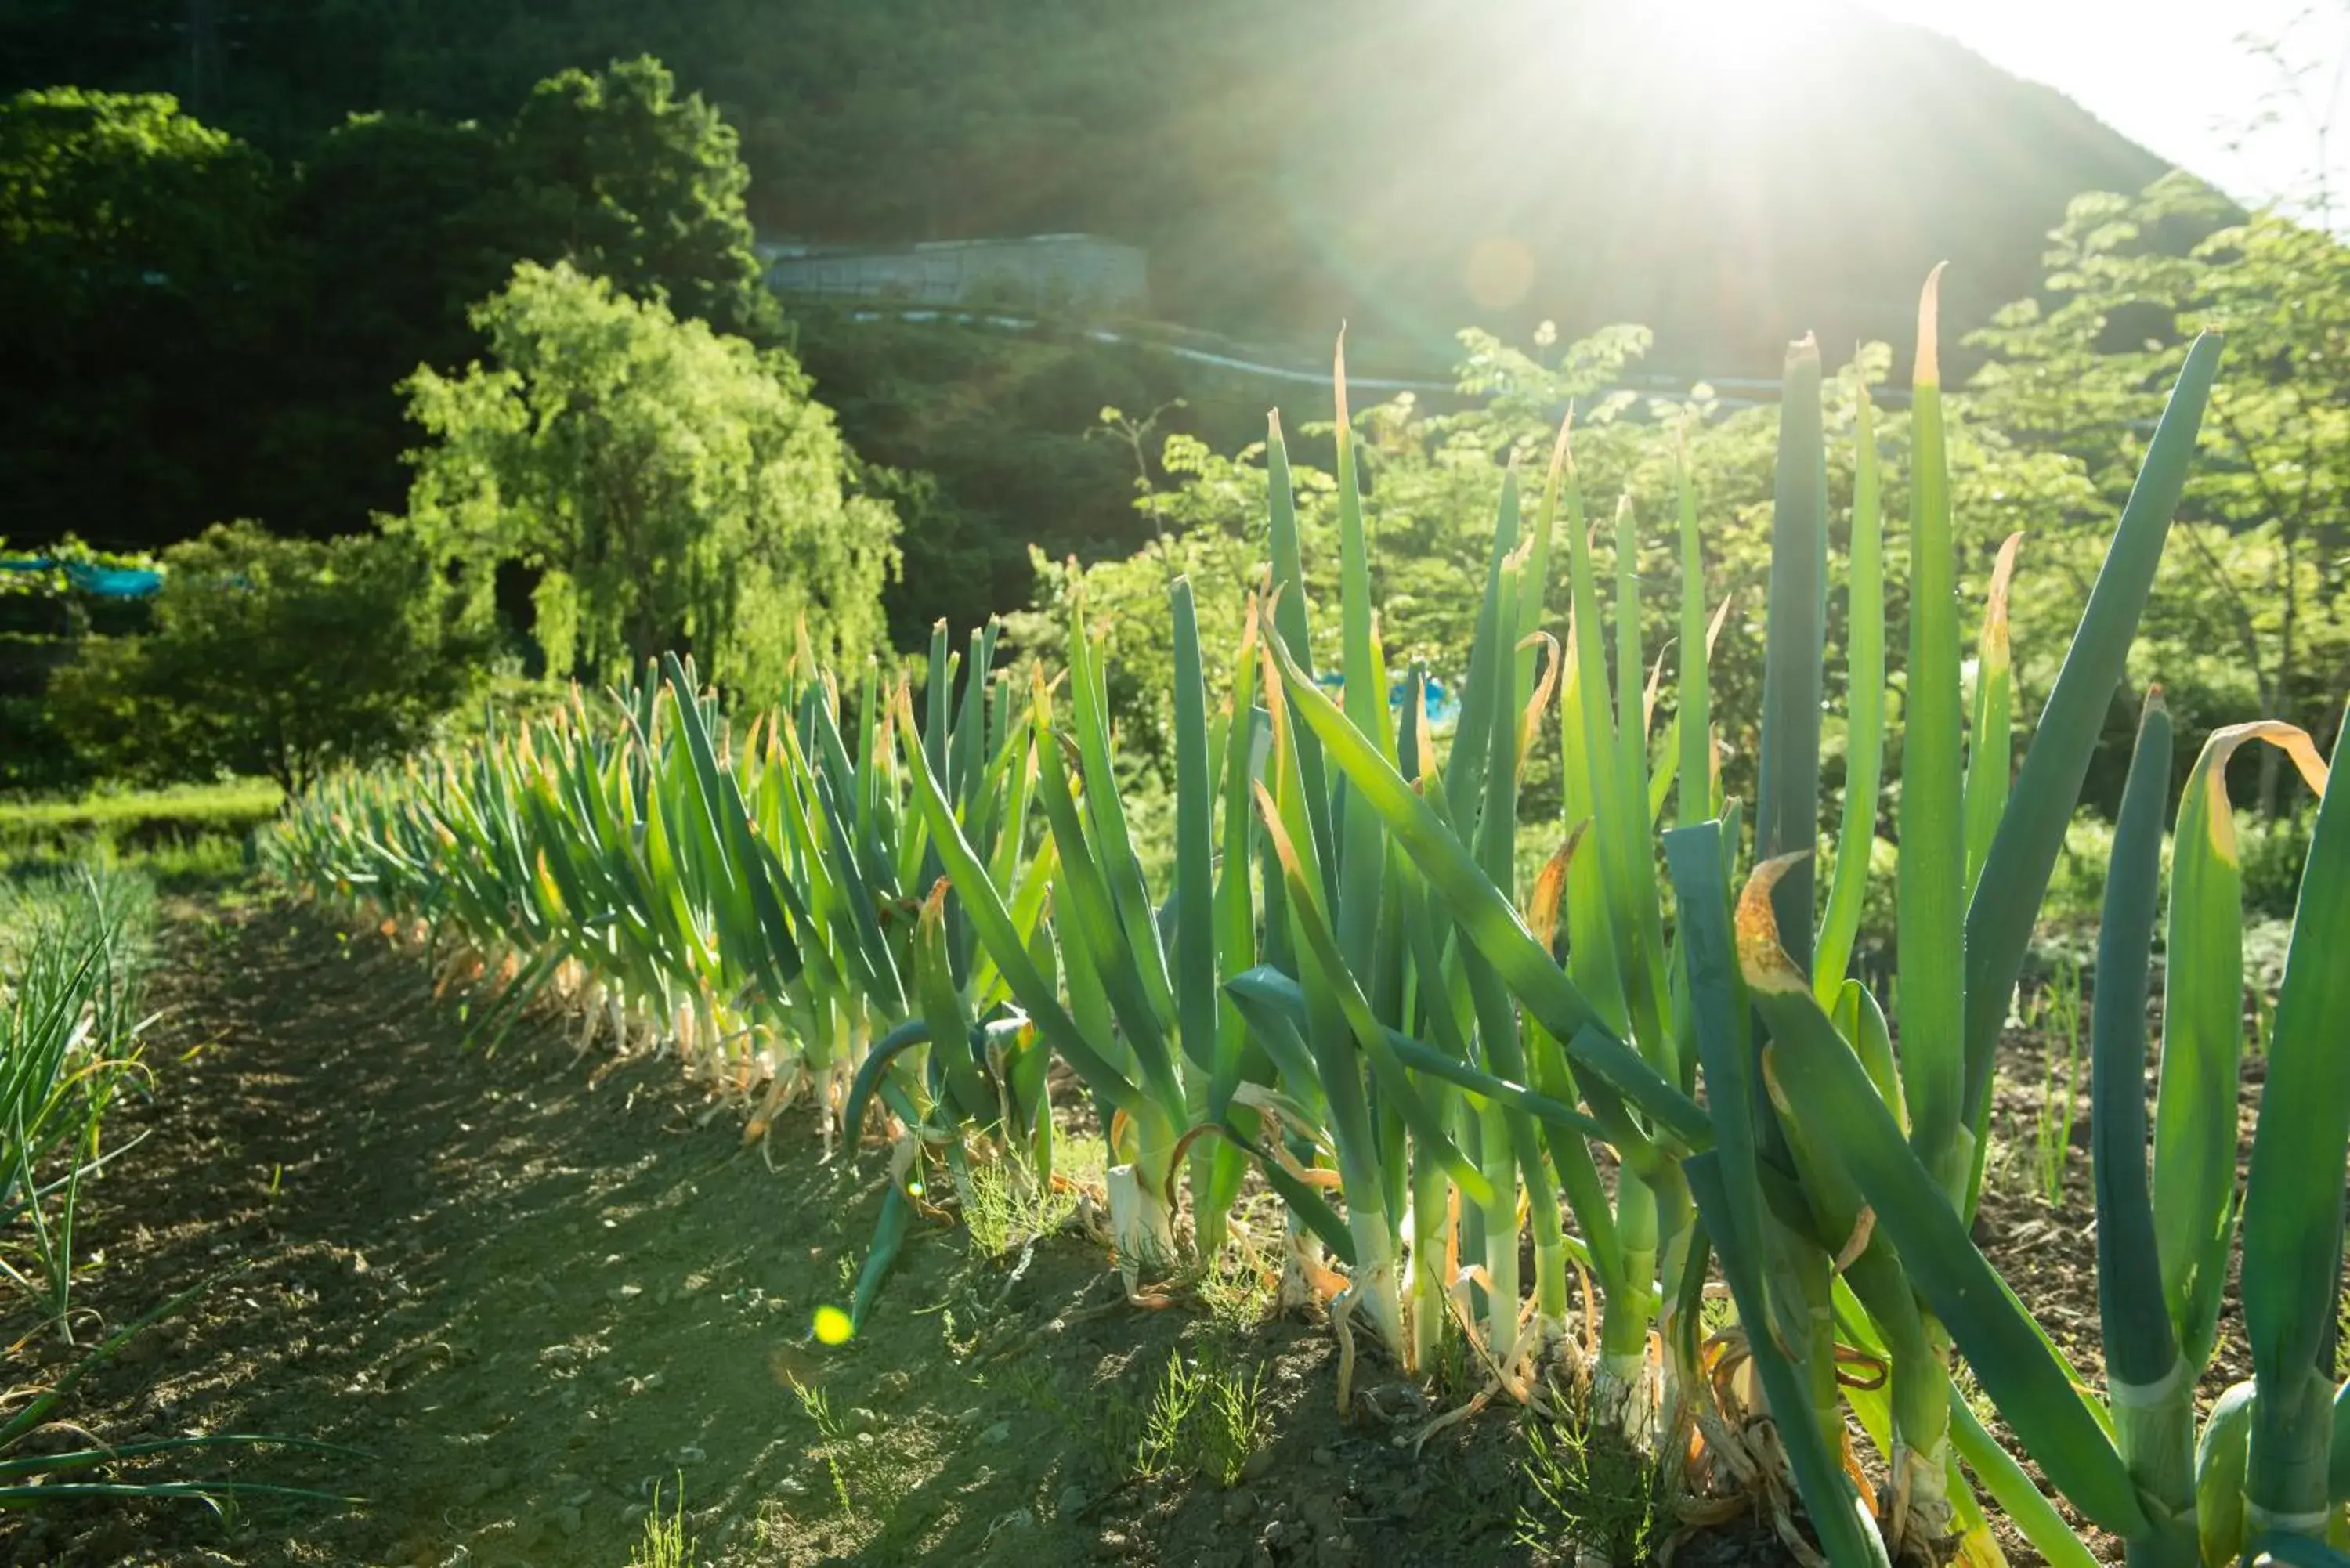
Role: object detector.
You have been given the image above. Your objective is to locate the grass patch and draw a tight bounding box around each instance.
[628,1476,696,1568]
[1513,1389,1672,1566]
[788,1377,908,1530]
[0,779,271,895]
[0,779,280,851]
[959,1158,1080,1259]
[3,832,254,898]
[2028,956,2084,1205]
[1191,1218,1279,1335]
[1134,1348,1267,1487]
[992,1343,1266,1492]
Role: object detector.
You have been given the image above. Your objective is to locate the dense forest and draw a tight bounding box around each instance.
[25,0,2327,816]
[0,0,2178,622]
[5,0,2168,364]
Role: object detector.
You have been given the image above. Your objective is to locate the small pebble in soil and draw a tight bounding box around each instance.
[1221,1488,1256,1524]
[1241,1448,1276,1482]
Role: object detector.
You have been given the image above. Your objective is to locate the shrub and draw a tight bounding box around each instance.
[47,522,489,793]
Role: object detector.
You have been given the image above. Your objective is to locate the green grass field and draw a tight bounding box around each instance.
[0,779,279,847]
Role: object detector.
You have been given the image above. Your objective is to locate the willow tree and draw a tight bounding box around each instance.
[399,261,898,693]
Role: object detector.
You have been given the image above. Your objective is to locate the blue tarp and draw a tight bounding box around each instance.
[1314,670,1459,728]
[0,557,164,599]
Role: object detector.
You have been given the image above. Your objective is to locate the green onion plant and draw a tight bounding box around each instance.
[274,268,2350,1568]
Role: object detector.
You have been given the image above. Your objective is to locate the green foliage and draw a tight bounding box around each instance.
[0,8,2196,663]
[786,1378,904,1528]
[0,59,782,555]
[1014,323,1895,811]
[263,110,537,531]
[400,262,898,692]
[0,88,280,552]
[1132,1349,1266,1489]
[508,56,774,338]
[0,538,164,795]
[956,1157,1079,1259]
[0,777,270,898]
[1032,174,2350,844]
[627,1476,696,1568]
[1969,172,2350,814]
[1513,1400,1672,1566]
[0,779,280,849]
[46,523,487,793]
[1,860,154,1336]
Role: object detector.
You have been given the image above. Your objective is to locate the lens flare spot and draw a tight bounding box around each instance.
[1464,237,1536,310]
[812,1305,854,1345]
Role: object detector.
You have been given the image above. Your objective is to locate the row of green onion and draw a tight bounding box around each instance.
[274,275,2350,1567]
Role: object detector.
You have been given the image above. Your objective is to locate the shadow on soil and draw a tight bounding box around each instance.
[4,901,1716,1568]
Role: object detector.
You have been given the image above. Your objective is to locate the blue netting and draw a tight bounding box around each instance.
[0,557,163,598]
[1311,671,1459,727]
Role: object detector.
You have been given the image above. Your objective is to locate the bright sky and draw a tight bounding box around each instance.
[1864,0,2350,208]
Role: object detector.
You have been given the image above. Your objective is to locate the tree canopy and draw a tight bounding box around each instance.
[400,262,900,695]
[0,57,776,555]
[0,0,2171,373]
[45,522,490,793]
[0,88,280,550]
[505,56,774,338]
[1966,172,2350,813]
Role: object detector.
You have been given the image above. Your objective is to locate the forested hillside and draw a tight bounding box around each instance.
[5,0,2169,367]
[7,0,2252,797]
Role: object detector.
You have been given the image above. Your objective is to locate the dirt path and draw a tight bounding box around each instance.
[8,897,2215,1568]
[0,901,1562,1568]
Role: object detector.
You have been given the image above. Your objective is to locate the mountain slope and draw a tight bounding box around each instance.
[2,0,2175,371]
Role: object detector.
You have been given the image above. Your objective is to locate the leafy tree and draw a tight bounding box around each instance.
[0,59,782,555]
[506,55,776,338]
[46,523,490,793]
[1966,172,2350,812]
[255,110,522,533]
[0,88,280,551]
[1019,316,2102,831]
[400,262,898,694]
[254,59,779,539]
